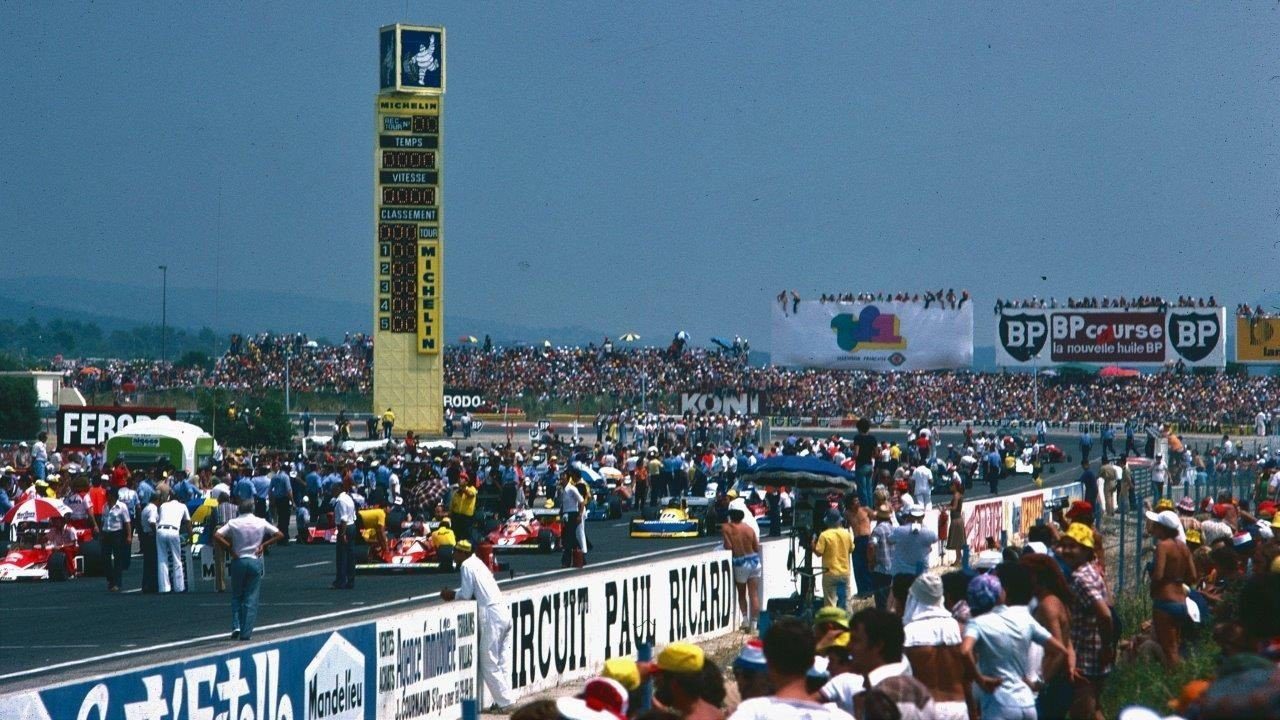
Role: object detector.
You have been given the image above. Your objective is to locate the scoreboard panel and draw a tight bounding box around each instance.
[373,23,445,434]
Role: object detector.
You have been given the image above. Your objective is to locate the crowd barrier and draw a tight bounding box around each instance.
[0,601,479,720]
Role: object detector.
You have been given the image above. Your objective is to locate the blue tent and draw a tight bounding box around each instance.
[740,454,856,491]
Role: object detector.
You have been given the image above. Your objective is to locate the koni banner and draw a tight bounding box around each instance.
[771,301,973,370]
[995,307,1226,367]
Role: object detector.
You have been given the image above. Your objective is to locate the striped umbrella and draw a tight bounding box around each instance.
[620,332,641,342]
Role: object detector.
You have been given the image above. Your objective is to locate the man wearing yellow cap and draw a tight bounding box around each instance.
[1056,522,1114,720]
[650,642,724,720]
[441,540,514,711]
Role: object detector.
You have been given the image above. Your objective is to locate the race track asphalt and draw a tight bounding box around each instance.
[0,428,1089,691]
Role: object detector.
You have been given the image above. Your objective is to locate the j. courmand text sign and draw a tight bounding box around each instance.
[503,548,736,699]
[0,603,479,720]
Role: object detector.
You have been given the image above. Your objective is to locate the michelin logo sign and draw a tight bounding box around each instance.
[0,626,379,720]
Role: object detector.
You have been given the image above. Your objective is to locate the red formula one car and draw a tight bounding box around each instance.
[355,529,451,572]
[487,508,562,552]
[0,522,100,582]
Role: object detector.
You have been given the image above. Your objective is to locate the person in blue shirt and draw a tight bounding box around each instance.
[269,466,294,542]
[1124,421,1137,456]
[985,448,1002,495]
[250,472,270,518]
[1077,460,1098,520]
[136,474,156,510]
[171,472,198,504]
[234,473,255,503]
[1100,425,1115,462]
[1079,429,1093,462]
[305,465,322,514]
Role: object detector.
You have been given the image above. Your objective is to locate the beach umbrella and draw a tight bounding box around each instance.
[600,467,623,480]
[79,367,101,376]
[1099,366,1139,378]
[543,340,552,348]
[571,461,604,485]
[620,332,641,342]
[2,496,70,525]
[675,330,690,341]
[739,455,857,491]
[458,336,479,344]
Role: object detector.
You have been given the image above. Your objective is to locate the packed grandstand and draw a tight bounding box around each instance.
[41,331,1280,427]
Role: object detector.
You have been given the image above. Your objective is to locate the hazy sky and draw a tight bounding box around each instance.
[1,2,1276,348]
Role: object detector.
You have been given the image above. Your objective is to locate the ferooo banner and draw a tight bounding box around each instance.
[995,307,1226,367]
[1236,316,1280,364]
[771,301,973,370]
[503,548,735,700]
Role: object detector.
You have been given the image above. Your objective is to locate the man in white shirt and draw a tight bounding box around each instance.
[558,473,584,568]
[889,508,938,612]
[215,499,284,640]
[139,495,160,593]
[155,484,191,593]
[330,483,357,589]
[100,486,133,592]
[910,463,933,510]
[31,432,49,480]
[442,540,515,711]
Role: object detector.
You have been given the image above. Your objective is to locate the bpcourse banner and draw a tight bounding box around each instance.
[995,307,1226,367]
[772,301,973,370]
[503,548,735,700]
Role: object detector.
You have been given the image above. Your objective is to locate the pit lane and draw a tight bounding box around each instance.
[0,428,1088,691]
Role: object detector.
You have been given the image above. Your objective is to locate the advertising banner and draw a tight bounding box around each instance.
[1236,316,1280,364]
[56,405,177,449]
[1019,494,1045,538]
[679,392,765,415]
[503,549,735,700]
[2,624,378,720]
[376,606,478,720]
[772,301,973,370]
[995,307,1226,367]
[443,388,495,413]
[965,500,1004,552]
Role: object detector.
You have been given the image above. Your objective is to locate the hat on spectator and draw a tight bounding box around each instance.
[967,573,1003,615]
[1176,496,1196,513]
[817,632,851,653]
[973,549,1003,570]
[652,643,703,674]
[1258,500,1277,519]
[733,638,768,673]
[1185,528,1203,545]
[1212,503,1231,519]
[601,657,641,691]
[1145,510,1181,533]
[1065,500,1094,520]
[875,504,893,520]
[455,540,472,553]
[555,696,622,720]
[1024,541,1050,555]
[1155,498,1175,512]
[580,677,628,717]
[813,606,850,629]
[1231,533,1254,555]
[908,506,926,519]
[1063,522,1095,550]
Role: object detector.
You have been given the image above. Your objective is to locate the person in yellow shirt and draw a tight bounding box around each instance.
[358,506,388,556]
[381,408,395,440]
[449,475,477,543]
[814,510,853,610]
[889,443,902,463]
[429,517,457,569]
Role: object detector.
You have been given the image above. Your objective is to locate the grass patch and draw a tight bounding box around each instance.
[1101,636,1217,718]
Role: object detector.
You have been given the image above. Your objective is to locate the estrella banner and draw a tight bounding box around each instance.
[1019,494,1044,538]
[771,300,973,370]
[1236,316,1280,364]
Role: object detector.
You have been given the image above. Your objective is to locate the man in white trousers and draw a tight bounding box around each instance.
[155,484,192,593]
[441,540,514,712]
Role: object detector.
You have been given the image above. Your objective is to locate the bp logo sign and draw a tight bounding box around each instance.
[1167,311,1220,363]
[998,313,1048,363]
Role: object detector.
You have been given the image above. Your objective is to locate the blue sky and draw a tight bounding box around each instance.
[1,2,1276,349]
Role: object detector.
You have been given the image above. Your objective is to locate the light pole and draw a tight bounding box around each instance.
[158,265,168,365]
[284,346,292,414]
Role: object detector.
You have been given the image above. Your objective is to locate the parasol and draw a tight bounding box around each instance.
[620,332,641,342]
[600,467,623,481]
[2,496,71,525]
[458,336,479,344]
[1099,365,1140,378]
[739,455,857,491]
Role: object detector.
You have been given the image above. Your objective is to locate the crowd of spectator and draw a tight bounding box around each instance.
[811,290,972,310]
[995,296,1219,313]
[1236,304,1278,319]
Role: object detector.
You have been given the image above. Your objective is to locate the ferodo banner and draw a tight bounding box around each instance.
[679,392,765,415]
[1236,316,1280,364]
[503,548,735,700]
[57,405,177,449]
[442,388,493,412]
[772,300,973,370]
[995,307,1226,367]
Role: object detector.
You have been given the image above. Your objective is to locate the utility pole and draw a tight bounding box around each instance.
[158,265,168,364]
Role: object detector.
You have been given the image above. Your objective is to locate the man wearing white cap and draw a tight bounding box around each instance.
[441,540,514,711]
[888,507,938,612]
[1145,509,1195,669]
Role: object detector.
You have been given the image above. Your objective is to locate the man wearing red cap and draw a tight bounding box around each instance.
[1063,501,1105,579]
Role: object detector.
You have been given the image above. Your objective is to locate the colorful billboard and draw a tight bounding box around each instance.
[1236,316,1280,364]
[995,307,1226,367]
[772,301,973,370]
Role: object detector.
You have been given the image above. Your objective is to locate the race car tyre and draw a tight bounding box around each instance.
[641,507,659,521]
[537,529,557,553]
[78,539,106,577]
[48,550,69,582]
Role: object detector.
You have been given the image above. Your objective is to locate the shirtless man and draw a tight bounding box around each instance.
[723,508,762,632]
[844,495,874,599]
[1146,510,1195,667]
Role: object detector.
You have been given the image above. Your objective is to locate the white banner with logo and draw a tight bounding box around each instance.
[501,547,735,700]
[772,301,973,370]
[995,307,1226,367]
[376,605,479,720]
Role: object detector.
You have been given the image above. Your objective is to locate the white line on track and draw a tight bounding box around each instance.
[197,602,331,607]
[0,539,720,683]
[294,560,330,568]
[0,644,99,649]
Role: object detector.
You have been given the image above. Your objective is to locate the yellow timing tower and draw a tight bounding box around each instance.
[372,24,446,433]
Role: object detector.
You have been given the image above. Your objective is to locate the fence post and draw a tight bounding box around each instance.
[961,545,971,572]
[1118,502,1126,596]
[1135,505,1145,597]
[637,640,654,712]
